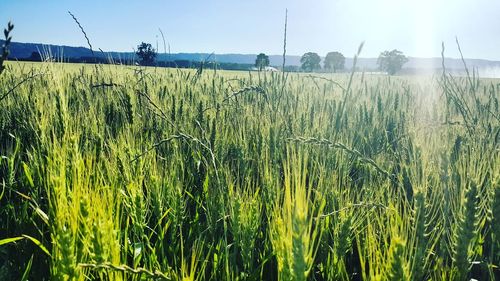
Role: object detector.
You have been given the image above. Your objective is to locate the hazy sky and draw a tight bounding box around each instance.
[1,0,499,59]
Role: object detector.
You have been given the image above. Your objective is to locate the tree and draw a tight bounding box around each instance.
[324,51,345,72]
[136,42,157,66]
[300,52,321,72]
[377,49,408,75]
[255,53,269,71]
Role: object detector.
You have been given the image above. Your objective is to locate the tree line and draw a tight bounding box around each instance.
[123,42,410,75]
[254,50,408,75]
[16,41,410,75]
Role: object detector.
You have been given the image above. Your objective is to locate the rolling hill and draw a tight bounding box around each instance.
[4,40,500,75]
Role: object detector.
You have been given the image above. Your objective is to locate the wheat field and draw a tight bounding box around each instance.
[0,61,499,280]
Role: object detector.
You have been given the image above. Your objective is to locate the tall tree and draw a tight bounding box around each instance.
[300,52,321,72]
[324,51,345,72]
[136,42,157,66]
[377,49,408,75]
[255,53,270,71]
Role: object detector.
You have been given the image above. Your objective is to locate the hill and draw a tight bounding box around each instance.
[4,40,500,74]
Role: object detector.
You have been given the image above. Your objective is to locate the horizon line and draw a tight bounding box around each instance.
[4,39,500,62]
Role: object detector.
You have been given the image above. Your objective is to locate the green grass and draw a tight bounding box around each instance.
[0,61,499,280]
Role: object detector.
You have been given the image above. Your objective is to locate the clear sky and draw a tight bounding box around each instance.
[1,0,499,59]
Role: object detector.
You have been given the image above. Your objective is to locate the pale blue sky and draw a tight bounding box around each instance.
[1,0,499,59]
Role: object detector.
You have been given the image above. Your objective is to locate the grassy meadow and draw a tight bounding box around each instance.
[0,61,499,280]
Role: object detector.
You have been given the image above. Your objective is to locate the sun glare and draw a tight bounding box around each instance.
[412,0,436,59]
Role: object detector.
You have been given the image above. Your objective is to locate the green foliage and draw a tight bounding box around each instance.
[411,192,427,281]
[387,238,409,281]
[492,182,500,268]
[0,22,14,75]
[136,42,157,66]
[255,53,270,71]
[324,51,345,72]
[377,49,409,75]
[453,181,479,281]
[300,52,321,72]
[0,60,498,280]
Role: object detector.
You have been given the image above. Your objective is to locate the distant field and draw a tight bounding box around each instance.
[0,61,499,280]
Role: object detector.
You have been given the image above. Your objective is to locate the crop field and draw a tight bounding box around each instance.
[0,61,499,280]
